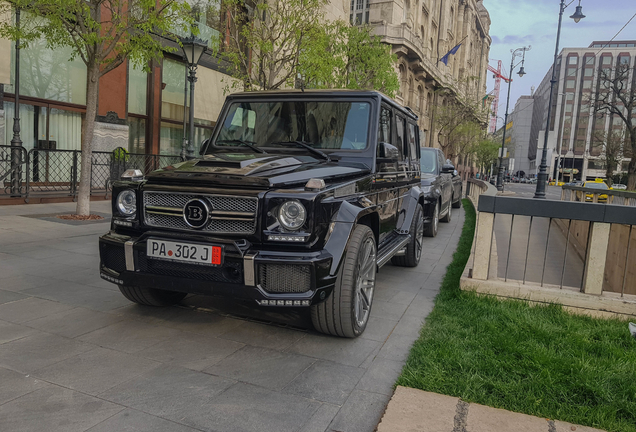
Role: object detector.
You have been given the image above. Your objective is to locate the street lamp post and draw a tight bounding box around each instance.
[180,33,208,160]
[555,92,567,184]
[534,0,585,198]
[10,7,22,197]
[496,46,530,191]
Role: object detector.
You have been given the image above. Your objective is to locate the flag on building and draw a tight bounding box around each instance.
[439,43,462,65]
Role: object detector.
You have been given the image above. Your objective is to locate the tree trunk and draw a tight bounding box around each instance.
[628,158,636,191]
[76,63,100,216]
[629,131,636,191]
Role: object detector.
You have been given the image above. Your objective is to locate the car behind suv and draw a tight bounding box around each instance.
[99,90,427,338]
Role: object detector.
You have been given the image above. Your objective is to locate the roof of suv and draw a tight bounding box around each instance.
[226,89,418,121]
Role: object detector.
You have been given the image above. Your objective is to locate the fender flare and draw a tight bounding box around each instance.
[396,186,426,235]
[324,200,379,276]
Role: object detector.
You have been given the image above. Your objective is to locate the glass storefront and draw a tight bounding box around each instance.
[3,101,82,151]
[8,38,87,105]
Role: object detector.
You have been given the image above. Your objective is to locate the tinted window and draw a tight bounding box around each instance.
[420,149,437,173]
[407,123,418,159]
[379,106,391,143]
[212,101,371,152]
[395,115,406,160]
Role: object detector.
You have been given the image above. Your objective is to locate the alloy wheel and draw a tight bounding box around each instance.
[354,236,377,327]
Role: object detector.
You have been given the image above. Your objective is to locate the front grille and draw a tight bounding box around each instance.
[259,264,311,293]
[137,250,244,284]
[143,191,258,235]
[101,243,126,273]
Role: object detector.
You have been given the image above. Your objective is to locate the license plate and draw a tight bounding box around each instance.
[147,239,223,266]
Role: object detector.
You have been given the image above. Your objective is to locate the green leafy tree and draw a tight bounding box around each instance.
[299,22,399,97]
[474,138,499,176]
[221,0,327,92]
[0,0,189,215]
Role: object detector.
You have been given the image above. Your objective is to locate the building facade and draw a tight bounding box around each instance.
[1,1,489,160]
[356,0,491,148]
[0,1,349,156]
[508,95,534,176]
[528,40,636,182]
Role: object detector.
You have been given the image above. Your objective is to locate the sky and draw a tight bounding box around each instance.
[482,0,636,129]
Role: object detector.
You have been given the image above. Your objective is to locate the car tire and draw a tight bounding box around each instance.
[452,190,462,208]
[392,204,424,268]
[424,202,438,237]
[118,285,187,306]
[311,225,376,338]
[440,199,452,223]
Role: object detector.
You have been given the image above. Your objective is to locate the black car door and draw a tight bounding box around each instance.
[375,105,399,243]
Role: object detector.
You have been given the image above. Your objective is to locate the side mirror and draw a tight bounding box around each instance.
[378,142,399,160]
[441,164,455,173]
[199,138,210,155]
[120,169,143,181]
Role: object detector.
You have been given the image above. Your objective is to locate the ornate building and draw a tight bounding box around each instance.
[352,0,491,148]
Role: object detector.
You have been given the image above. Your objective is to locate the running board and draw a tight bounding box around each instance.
[376,234,411,269]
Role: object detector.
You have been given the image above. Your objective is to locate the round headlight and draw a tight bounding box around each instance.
[278,200,306,231]
[116,190,137,216]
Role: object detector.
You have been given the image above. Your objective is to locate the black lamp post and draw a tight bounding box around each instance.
[496,46,530,191]
[181,34,207,159]
[10,7,22,197]
[534,0,585,198]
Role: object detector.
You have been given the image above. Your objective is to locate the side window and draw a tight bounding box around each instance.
[379,106,392,143]
[407,123,418,160]
[438,151,445,171]
[395,115,406,161]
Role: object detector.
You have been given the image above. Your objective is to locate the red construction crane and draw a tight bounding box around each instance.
[487,60,511,134]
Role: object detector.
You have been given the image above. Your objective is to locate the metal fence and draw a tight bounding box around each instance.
[0,145,183,200]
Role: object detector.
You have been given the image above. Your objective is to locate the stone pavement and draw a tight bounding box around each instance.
[377,386,606,432]
[0,200,464,432]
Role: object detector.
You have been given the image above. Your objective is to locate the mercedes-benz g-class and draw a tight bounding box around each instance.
[99,90,427,337]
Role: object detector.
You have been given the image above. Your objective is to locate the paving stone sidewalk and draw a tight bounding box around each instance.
[0,201,463,432]
[378,386,606,432]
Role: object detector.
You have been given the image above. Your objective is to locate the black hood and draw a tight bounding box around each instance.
[146,152,371,189]
[420,172,437,186]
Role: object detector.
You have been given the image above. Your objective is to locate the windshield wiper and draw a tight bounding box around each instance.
[271,141,331,162]
[215,139,267,154]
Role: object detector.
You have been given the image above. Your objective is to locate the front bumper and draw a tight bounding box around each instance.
[99,231,335,307]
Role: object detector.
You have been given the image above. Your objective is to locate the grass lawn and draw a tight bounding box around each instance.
[397,199,636,432]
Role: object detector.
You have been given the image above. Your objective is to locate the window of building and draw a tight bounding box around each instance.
[602,55,613,65]
[173,0,222,50]
[8,38,87,105]
[128,65,148,116]
[568,56,578,65]
[351,0,368,24]
[404,0,411,24]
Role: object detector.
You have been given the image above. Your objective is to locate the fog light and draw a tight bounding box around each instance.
[293,300,301,306]
[301,300,310,306]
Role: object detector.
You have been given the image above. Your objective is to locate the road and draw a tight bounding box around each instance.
[0,200,464,432]
[502,182,563,200]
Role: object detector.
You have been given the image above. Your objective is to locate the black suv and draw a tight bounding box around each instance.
[99,90,426,337]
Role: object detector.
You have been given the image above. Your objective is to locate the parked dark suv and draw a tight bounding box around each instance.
[99,90,426,337]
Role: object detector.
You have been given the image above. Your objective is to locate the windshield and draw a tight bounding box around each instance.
[210,101,371,153]
[420,149,437,173]
[585,182,608,190]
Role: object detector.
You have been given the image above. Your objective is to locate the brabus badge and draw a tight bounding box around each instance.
[183,199,210,229]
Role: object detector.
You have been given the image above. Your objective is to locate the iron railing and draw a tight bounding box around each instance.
[0,145,183,200]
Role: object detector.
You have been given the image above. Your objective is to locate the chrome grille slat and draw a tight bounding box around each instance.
[143,191,258,234]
